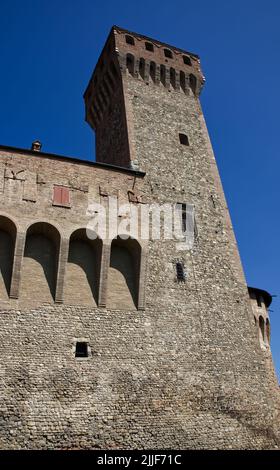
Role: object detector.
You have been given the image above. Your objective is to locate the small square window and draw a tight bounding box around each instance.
[164,48,173,59]
[75,342,89,358]
[53,185,70,207]
[125,35,135,46]
[183,55,192,66]
[179,133,189,146]
[145,42,154,52]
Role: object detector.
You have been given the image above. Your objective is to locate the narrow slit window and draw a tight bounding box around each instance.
[194,217,198,239]
[182,203,187,233]
[75,342,88,358]
[176,262,186,282]
[125,35,135,45]
[256,294,262,307]
[145,42,154,52]
[164,48,173,59]
[183,55,192,66]
[176,203,187,233]
[193,217,198,240]
[179,133,189,146]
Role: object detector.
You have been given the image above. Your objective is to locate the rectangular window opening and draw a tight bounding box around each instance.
[176,262,186,282]
[164,48,173,59]
[125,35,135,46]
[145,42,154,52]
[75,342,88,358]
[179,133,190,146]
[182,203,187,233]
[183,55,192,66]
[176,203,187,233]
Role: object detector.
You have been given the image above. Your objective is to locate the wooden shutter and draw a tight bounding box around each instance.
[53,186,70,206]
[61,187,70,205]
[53,186,62,204]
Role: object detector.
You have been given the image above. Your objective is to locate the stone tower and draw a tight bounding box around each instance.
[83,26,280,447]
[0,26,279,449]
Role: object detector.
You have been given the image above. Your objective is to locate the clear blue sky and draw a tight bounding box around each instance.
[0,0,279,378]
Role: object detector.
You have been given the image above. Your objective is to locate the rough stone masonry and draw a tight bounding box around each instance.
[0,26,279,449]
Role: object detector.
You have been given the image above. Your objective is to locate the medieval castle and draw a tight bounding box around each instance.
[0,26,279,449]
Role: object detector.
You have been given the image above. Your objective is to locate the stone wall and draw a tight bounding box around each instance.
[0,26,279,449]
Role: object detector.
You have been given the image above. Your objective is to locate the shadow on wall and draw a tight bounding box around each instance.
[107,236,141,310]
[64,229,102,306]
[21,222,60,302]
[0,217,142,310]
[0,216,16,299]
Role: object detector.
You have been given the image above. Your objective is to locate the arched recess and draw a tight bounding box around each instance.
[64,229,102,306]
[0,215,16,300]
[126,53,134,76]
[139,58,145,80]
[20,222,60,303]
[170,67,176,89]
[150,61,156,83]
[107,236,141,310]
[160,65,166,87]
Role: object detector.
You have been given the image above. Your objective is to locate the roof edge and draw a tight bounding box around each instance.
[0,144,146,177]
[248,286,272,308]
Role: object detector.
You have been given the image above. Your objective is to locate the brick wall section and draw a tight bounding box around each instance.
[64,239,99,306]
[0,150,145,310]
[0,26,280,449]
[21,233,57,303]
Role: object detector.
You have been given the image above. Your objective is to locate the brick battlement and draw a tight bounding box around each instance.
[84,26,205,134]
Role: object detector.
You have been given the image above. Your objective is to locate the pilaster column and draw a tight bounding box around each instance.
[55,237,69,303]
[9,232,26,299]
